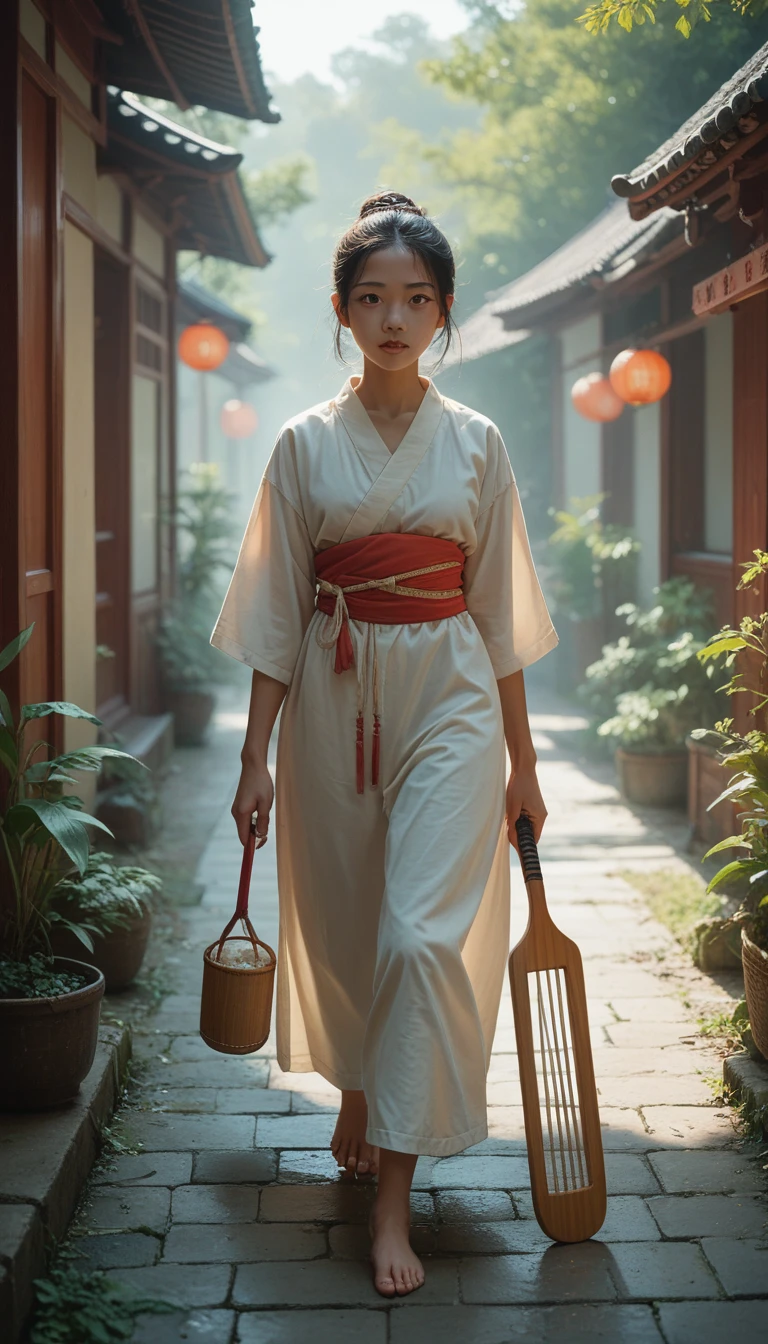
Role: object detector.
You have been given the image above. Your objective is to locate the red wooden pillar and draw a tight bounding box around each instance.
[732,292,768,729]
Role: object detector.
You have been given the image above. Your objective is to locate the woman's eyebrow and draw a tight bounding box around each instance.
[351,279,436,290]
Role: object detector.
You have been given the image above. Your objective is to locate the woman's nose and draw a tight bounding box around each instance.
[383,308,407,331]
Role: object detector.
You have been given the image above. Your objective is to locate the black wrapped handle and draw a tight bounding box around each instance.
[515,812,543,884]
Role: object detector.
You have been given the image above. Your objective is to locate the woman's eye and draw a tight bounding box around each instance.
[360,293,380,304]
[410,294,431,305]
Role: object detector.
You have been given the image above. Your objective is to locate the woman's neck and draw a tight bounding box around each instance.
[353,358,427,420]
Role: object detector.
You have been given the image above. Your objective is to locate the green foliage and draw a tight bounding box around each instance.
[31,1265,172,1343]
[547,495,639,622]
[692,550,768,950]
[617,864,723,945]
[157,465,239,690]
[418,0,768,294]
[0,625,144,962]
[581,577,723,750]
[0,953,87,1001]
[578,0,768,39]
[51,852,162,938]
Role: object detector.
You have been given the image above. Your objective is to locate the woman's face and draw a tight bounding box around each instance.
[333,244,452,372]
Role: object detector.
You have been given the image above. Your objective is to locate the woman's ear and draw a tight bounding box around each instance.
[436,292,454,331]
[331,292,351,330]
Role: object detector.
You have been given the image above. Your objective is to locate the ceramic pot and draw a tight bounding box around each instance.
[0,959,104,1111]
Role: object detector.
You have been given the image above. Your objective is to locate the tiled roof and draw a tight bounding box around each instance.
[105,89,270,267]
[101,0,280,123]
[449,202,682,364]
[612,41,768,204]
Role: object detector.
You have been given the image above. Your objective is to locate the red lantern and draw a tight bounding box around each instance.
[609,348,672,406]
[220,399,259,439]
[178,323,229,371]
[571,372,624,423]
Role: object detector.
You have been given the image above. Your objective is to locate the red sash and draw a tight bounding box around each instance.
[314,533,467,792]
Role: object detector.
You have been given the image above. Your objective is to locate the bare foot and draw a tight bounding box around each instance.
[330,1090,379,1176]
[369,1199,425,1297]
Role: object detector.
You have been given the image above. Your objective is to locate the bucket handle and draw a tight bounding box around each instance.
[213,821,269,964]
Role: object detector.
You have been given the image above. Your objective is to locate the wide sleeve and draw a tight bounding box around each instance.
[464,472,559,680]
[209,476,316,686]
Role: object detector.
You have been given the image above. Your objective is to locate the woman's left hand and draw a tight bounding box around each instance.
[506,766,547,853]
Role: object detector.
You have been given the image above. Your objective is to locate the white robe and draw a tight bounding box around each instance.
[210,376,558,1156]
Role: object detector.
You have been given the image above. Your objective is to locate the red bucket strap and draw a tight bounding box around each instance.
[215,823,267,958]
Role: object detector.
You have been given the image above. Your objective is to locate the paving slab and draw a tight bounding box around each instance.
[657,1300,768,1344]
[81,1186,170,1233]
[700,1237,768,1297]
[430,1155,531,1189]
[458,1242,616,1304]
[640,1106,738,1148]
[388,1303,664,1343]
[71,1231,160,1269]
[648,1194,768,1239]
[256,1115,337,1149]
[127,1113,256,1152]
[108,1263,232,1308]
[258,1183,434,1224]
[648,1149,766,1194]
[144,1089,218,1113]
[171,1184,262,1224]
[193,1150,276,1184]
[143,1060,270,1089]
[329,1222,436,1258]
[216,1089,292,1115]
[132,1309,236,1343]
[609,1240,720,1300]
[235,1308,388,1343]
[92,1153,193,1187]
[163,1221,326,1262]
[276,1150,344,1184]
[434,1191,515,1223]
[233,1258,460,1307]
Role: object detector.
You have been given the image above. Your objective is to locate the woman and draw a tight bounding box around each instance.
[210,191,558,1298]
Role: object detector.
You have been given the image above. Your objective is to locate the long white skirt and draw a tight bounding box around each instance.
[274,608,510,1157]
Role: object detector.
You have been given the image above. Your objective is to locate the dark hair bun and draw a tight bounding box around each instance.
[358,191,425,221]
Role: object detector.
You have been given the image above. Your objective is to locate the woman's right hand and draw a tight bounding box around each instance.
[232,757,274,847]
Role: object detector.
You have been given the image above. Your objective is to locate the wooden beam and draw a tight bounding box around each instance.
[123,0,190,110]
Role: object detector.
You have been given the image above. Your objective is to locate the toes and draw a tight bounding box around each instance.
[375,1274,396,1298]
[357,1158,370,1174]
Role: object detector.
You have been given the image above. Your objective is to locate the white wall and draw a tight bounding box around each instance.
[560,315,602,507]
[703,313,733,555]
[633,400,661,605]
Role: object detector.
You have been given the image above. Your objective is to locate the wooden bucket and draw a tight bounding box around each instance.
[200,825,276,1055]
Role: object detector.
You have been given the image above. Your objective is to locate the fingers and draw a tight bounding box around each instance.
[231,790,272,846]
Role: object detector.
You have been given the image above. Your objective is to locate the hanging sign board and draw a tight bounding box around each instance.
[693,242,768,316]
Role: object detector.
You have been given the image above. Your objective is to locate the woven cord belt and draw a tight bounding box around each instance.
[315,560,464,793]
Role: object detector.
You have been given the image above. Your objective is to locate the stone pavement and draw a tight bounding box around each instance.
[72,692,767,1342]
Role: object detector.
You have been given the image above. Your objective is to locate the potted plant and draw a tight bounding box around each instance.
[49,852,162,992]
[0,625,144,1109]
[581,578,723,805]
[157,464,238,746]
[692,549,768,1057]
[547,495,639,691]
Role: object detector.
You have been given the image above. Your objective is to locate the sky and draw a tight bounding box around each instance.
[255,0,469,86]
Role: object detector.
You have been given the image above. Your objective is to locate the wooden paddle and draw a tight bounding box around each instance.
[509,812,607,1243]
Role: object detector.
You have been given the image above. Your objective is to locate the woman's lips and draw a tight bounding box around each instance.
[379,341,408,350]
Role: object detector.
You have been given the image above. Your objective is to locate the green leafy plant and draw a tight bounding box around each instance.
[547,495,639,624]
[51,852,162,949]
[0,953,87,1000]
[581,577,723,751]
[578,0,766,41]
[156,464,238,690]
[31,1264,172,1343]
[0,625,144,965]
[691,550,768,950]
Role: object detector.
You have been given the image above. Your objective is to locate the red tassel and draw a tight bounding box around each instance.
[334,618,355,674]
[355,712,365,794]
[371,713,381,788]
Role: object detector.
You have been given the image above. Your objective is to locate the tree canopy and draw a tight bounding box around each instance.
[418,0,768,303]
